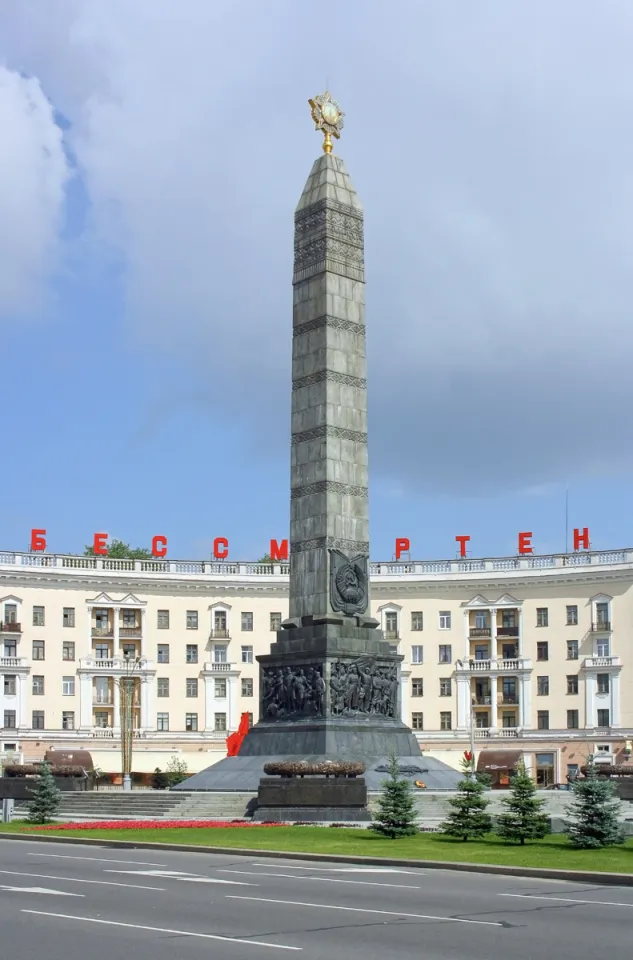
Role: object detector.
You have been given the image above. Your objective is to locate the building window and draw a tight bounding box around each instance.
[439,644,452,664]
[157,712,169,732]
[32,711,45,730]
[596,639,610,657]
[384,611,399,639]
[241,678,253,697]
[536,607,548,627]
[597,673,610,694]
[440,711,452,731]
[241,645,253,664]
[186,610,199,630]
[157,678,169,697]
[32,640,45,661]
[270,613,282,631]
[213,611,229,638]
[537,676,549,696]
[215,679,227,698]
[537,710,550,730]
[157,610,170,629]
[439,611,451,630]
[536,641,549,662]
[3,641,16,658]
[4,604,17,624]
[62,711,75,730]
[439,678,452,697]
[595,601,610,626]
[63,607,75,627]
[474,611,489,629]
[32,605,45,626]
[121,610,137,628]
[214,713,227,731]
[411,679,424,697]
[501,610,516,628]
[411,611,423,631]
[567,710,579,730]
[94,711,109,729]
[122,643,136,659]
[186,713,198,732]
[157,644,170,664]
[95,643,109,660]
[213,645,228,664]
[411,645,423,664]
[567,640,579,660]
[62,676,75,696]
[3,711,16,729]
[566,605,578,626]
[241,612,253,632]
[411,712,424,730]
[3,676,16,696]
[63,641,75,661]
[32,675,44,696]
[474,645,489,660]
[387,643,399,655]
[186,678,199,698]
[186,645,198,664]
[597,708,610,728]
[567,675,579,695]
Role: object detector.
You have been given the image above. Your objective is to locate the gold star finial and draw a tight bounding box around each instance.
[309,91,345,154]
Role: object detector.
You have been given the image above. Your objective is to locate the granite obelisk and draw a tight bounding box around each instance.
[239,92,420,759]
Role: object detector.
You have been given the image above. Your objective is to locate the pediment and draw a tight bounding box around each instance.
[461,595,491,608]
[0,595,22,605]
[496,594,522,607]
[208,601,232,611]
[377,602,403,612]
[591,593,612,603]
[86,592,113,605]
[119,593,146,607]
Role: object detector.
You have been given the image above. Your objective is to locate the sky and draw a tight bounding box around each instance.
[1,0,633,562]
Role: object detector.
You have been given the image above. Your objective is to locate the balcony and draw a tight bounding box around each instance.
[582,656,621,669]
[80,657,154,672]
[0,622,21,633]
[210,629,230,640]
[474,695,492,706]
[591,621,612,633]
[474,727,519,739]
[204,661,234,673]
[91,727,144,739]
[119,626,142,638]
[457,657,531,673]
[93,695,113,705]
[469,627,491,638]
[384,630,399,641]
[500,695,519,705]
[497,626,519,638]
[0,656,28,669]
[92,625,114,638]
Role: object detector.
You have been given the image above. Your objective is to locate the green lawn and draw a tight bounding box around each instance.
[2,821,633,873]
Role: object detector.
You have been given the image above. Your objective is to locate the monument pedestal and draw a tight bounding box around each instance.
[253,776,371,822]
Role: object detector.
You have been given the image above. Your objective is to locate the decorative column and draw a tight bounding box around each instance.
[489,607,497,664]
[517,606,524,657]
[204,674,215,731]
[584,673,595,729]
[611,673,621,728]
[490,673,498,730]
[463,610,470,658]
[17,673,28,730]
[113,679,121,733]
[140,607,147,658]
[228,675,240,731]
[400,668,411,725]
[79,674,93,730]
[456,673,471,730]
[113,606,120,655]
[86,604,93,656]
[519,674,532,728]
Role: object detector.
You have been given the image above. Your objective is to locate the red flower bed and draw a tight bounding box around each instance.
[24,819,284,831]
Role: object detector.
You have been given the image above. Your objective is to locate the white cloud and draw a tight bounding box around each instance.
[2,1,633,492]
[0,65,70,317]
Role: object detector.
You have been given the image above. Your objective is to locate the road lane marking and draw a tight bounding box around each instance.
[250,863,419,874]
[105,869,255,885]
[21,910,302,951]
[501,893,633,908]
[0,869,164,891]
[0,886,84,897]
[227,895,503,926]
[220,869,421,889]
[28,854,167,867]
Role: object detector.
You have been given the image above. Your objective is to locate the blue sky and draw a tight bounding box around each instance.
[2,1,633,562]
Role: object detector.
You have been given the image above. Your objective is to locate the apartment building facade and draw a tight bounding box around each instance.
[0,546,631,783]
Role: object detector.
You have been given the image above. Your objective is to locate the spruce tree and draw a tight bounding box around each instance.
[440,756,492,841]
[566,757,625,849]
[371,755,418,838]
[27,762,62,824]
[497,761,550,845]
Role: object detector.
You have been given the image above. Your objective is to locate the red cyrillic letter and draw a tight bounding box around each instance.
[270,539,289,561]
[573,527,590,550]
[213,537,229,560]
[93,532,108,556]
[30,528,46,552]
[518,531,533,555]
[455,535,470,558]
[152,535,168,558]
[395,537,410,560]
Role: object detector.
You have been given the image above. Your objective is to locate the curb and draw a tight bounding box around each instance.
[1,831,632,886]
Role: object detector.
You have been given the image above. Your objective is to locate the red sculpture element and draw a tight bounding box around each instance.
[464,750,473,763]
[455,535,470,558]
[270,538,289,561]
[395,537,410,560]
[226,712,251,757]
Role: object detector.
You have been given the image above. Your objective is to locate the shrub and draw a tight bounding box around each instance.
[440,756,492,841]
[566,756,625,849]
[371,754,418,838]
[497,761,550,845]
[151,767,169,790]
[27,762,62,824]
[166,756,188,786]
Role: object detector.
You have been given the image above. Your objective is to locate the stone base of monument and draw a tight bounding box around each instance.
[252,776,371,822]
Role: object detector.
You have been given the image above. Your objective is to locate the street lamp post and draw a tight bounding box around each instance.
[115,656,145,792]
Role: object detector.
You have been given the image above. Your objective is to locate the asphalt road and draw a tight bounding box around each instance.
[0,838,631,959]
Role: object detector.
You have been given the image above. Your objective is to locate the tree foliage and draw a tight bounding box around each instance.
[27,762,62,824]
[440,756,492,841]
[151,767,169,790]
[371,755,418,838]
[167,755,188,786]
[84,539,152,559]
[497,762,550,845]
[566,756,625,849]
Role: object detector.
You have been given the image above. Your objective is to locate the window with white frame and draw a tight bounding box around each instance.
[214,645,228,663]
[186,678,199,697]
[62,677,75,696]
[215,679,227,698]
[439,611,451,630]
[32,675,44,695]
[62,711,75,730]
[241,678,253,697]
[411,645,423,664]
[214,712,227,731]
[157,712,169,731]
[411,612,423,631]
[596,638,610,657]
[241,645,253,663]
[186,610,199,630]
[384,611,398,639]
[241,612,253,631]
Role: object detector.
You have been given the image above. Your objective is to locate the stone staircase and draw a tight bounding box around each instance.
[13,790,256,821]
